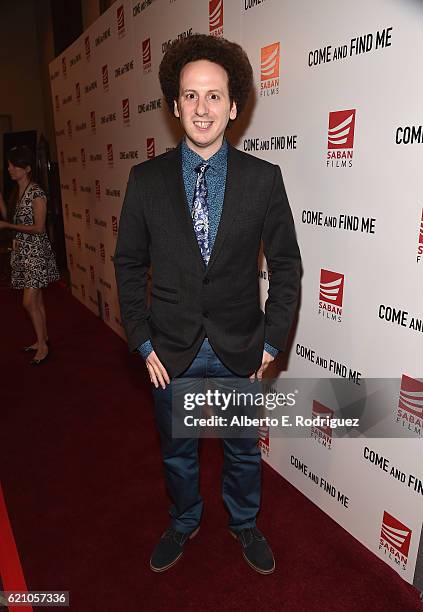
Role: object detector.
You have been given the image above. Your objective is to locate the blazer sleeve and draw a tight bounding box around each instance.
[113,166,151,352]
[262,164,301,352]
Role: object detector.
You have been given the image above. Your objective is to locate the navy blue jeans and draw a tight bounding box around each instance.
[152,338,261,534]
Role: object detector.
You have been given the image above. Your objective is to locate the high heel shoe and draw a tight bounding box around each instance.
[30,349,50,366]
[22,340,50,353]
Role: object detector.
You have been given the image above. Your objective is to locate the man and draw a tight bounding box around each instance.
[114,34,301,574]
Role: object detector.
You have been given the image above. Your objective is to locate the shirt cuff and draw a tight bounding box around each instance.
[139,340,277,359]
[137,340,153,360]
[264,342,279,358]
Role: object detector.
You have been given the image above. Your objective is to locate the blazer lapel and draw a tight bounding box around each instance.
[207,143,245,272]
[160,143,206,272]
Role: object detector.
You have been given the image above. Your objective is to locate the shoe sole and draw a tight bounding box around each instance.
[149,526,200,573]
[229,530,275,575]
[30,352,50,366]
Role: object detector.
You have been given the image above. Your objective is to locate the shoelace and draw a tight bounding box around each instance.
[162,528,186,545]
[241,528,257,537]
[238,527,264,546]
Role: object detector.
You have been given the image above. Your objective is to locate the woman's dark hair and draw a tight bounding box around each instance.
[6,145,37,214]
[159,33,253,121]
[7,145,35,177]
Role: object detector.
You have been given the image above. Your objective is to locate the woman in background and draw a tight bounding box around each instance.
[0,145,59,365]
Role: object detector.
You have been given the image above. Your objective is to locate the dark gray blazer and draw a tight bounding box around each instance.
[113,141,301,377]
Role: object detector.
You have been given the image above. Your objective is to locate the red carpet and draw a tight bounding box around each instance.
[1,284,422,611]
[0,484,32,612]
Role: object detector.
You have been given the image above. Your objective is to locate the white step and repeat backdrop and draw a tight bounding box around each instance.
[49,0,423,591]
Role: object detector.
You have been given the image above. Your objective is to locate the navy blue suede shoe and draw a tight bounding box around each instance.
[230,527,275,574]
[150,526,200,572]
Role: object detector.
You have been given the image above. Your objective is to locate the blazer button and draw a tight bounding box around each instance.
[203,311,209,318]
[203,278,210,285]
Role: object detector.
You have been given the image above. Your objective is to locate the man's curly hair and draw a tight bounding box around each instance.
[159,34,253,120]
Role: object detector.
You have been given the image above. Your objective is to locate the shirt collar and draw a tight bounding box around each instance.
[181,138,228,173]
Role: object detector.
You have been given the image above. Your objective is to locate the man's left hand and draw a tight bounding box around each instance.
[250,350,275,381]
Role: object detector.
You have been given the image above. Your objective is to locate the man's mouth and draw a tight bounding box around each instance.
[193,121,213,130]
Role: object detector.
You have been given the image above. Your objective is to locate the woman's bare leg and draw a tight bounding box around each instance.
[23,288,48,360]
[37,290,48,343]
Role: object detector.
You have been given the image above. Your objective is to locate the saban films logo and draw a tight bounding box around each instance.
[209,0,223,38]
[311,401,333,449]
[379,511,411,571]
[112,215,118,237]
[117,5,125,37]
[146,138,155,159]
[85,36,90,60]
[319,269,344,322]
[395,374,423,436]
[102,65,109,90]
[142,39,152,73]
[258,425,269,456]
[95,180,101,200]
[327,109,356,168]
[260,42,280,97]
[107,144,114,166]
[122,98,130,125]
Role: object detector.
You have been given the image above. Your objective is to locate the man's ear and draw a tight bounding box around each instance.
[173,99,180,118]
[229,100,237,121]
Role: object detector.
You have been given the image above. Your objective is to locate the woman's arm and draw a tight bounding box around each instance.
[0,192,7,220]
[0,196,46,233]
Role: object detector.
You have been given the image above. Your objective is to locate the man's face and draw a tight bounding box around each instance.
[174,59,237,159]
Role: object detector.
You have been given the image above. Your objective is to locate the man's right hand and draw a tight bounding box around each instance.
[146,350,170,389]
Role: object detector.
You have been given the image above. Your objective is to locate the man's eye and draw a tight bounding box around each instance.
[209,94,219,100]
[186,93,196,100]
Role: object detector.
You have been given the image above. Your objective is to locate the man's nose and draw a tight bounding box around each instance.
[195,96,208,116]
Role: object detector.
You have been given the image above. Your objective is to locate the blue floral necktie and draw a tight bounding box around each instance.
[192,162,210,264]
